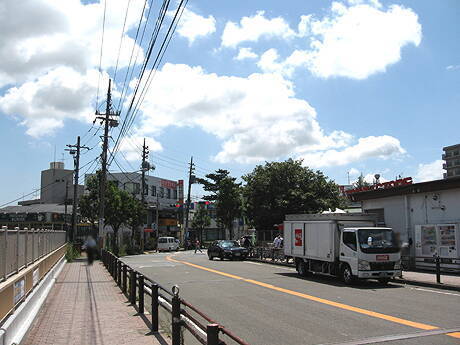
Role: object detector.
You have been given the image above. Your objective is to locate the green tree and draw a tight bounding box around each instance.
[191,204,211,242]
[197,169,241,239]
[242,159,346,230]
[79,173,146,255]
[354,173,371,188]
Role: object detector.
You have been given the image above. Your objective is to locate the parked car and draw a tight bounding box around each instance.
[208,240,249,260]
[157,237,180,252]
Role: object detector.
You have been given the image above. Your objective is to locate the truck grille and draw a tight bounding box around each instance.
[370,262,395,270]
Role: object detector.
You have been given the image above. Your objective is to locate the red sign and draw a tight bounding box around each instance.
[161,179,178,189]
[345,177,412,195]
[295,229,302,246]
[144,228,154,233]
[376,255,389,261]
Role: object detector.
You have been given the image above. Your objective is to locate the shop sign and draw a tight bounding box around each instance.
[161,180,177,189]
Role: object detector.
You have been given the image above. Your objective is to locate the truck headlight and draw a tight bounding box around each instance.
[358,259,370,271]
[394,260,401,270]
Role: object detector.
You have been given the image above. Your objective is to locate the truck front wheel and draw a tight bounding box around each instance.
[296,260,309,277]
[341,264,355,285]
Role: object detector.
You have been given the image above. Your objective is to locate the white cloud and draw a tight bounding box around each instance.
[254,0,422,80]
[221,11,296,48]
[305,0,422,79]
[175,8,216,44]
[0,0,145,87]
[257,49,310,77]
[0,0,146,136]
[128,63,404,165]
[446,65,460,70]
[299,136,406,168]
[235,48,258,61]
[415,160,443,182]
[118,136,163,162]
[348,168,360,177]
[0,67,101,137]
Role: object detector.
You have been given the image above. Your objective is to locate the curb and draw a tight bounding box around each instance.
[0,256,66,345]
[391,278,460,292]
[248,258,460,292]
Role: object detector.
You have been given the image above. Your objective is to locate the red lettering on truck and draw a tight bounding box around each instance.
[295,229,302,246]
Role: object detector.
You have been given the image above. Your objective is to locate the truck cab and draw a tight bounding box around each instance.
[340,227,402,284]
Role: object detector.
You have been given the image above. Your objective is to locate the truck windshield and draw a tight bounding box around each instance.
[358,229,399,253]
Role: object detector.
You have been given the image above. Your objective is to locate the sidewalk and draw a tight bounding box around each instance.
[394,270,460,292]
[23,260,169,345]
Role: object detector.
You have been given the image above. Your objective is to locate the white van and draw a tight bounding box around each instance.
[158,237,180,252]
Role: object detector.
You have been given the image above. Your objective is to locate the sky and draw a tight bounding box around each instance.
[0,0,459,206]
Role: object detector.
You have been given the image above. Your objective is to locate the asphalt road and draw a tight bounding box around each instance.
[121,251,460,345]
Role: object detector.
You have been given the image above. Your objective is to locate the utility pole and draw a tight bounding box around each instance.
[66,136,89,242]
[95,79,119,244]
[140,138,149,251]
[64,180,69,241]
[184,157,195,238]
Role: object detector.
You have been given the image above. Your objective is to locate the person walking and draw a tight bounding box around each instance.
[194,239,203,253]
[84,236,97,265]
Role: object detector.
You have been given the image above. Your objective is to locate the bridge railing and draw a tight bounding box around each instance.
[0,226,66,282]
[101,249,250,345]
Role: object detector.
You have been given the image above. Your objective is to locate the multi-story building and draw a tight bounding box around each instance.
[443,144,460,179]
[85,172,184,237]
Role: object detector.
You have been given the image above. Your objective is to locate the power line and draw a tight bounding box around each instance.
[0,157,99,208]
[95,0,108,111]
[112,0,132,84]
[109,0,189,166]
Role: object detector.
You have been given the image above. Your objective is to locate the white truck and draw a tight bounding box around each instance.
[284,213,402,284]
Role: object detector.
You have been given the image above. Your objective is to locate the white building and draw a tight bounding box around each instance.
[349,177,460,272]
[85,172,184,237]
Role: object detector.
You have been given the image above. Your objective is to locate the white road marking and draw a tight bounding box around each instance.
[245,261,295,271]
[409,287,460,297]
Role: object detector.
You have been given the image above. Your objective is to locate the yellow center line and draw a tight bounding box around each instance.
[167,255,445,333]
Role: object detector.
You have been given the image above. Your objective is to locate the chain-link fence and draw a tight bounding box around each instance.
[0,226,66,282]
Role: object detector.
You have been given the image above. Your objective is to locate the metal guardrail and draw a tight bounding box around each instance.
[101,249,250,345]
[0,226,66,282]
[248,247,292,264]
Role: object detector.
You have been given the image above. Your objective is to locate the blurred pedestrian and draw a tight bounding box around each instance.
[84,236,97,265]
[194,239,202,253]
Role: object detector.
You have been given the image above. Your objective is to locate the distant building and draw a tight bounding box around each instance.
[19,162,83,206]
[0,162,83,231]
[443,144,460,179]
[85,172,184,237]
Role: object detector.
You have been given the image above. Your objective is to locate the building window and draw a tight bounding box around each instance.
[364,208,385,226]
[151,185,156,196]
[166,188,171,199]
[160,187,164,198]
[124,182,140,195]
[173,190,178,199]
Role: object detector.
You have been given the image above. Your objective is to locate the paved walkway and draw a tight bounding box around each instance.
[23,261,169,345]
[397,270,460,288]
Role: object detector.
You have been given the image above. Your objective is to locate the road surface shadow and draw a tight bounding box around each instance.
[275,272,403,289]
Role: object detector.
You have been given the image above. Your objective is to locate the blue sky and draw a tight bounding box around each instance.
[0,0,459,206]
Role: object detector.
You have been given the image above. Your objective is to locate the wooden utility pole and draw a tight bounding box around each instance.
[66,136,89,242]
[184,157,195,238]
[95,79,119,243]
